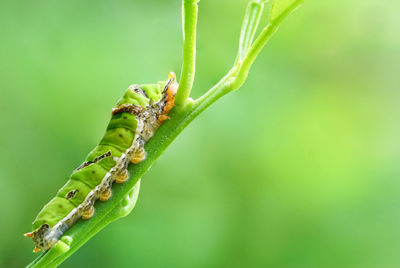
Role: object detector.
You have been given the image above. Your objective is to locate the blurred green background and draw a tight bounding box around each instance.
[1,0,399,267]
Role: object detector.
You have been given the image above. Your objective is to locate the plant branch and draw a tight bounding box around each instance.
[175,0,199,106]
[236,0,265,63]
[232,0,304,91]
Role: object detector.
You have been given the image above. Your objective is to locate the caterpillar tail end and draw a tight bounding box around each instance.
[24,232,34,238]
[24,232,41,253]
[24,233,41,253]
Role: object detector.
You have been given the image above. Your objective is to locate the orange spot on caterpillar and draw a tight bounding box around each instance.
[158,72,178,123]
[99,188,112,201]
[131,149,146,164]
[24,232,34,238]
[82,206,95,220]
[115,170,129,184]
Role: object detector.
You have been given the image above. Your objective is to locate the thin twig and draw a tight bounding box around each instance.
[236,0,265,63]
[175,0,199,106]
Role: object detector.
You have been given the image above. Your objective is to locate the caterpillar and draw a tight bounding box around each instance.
[24,73,178,253]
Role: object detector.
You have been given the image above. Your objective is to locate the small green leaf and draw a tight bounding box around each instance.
[109,180,141,220]
[270,0,304,24]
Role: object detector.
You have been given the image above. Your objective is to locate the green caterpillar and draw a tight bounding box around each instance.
[24,73,178,253]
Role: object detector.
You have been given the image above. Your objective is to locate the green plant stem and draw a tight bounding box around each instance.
[232,0,304,91]
[175,0,199,106]
[26,0,304,267]
[236,0,265,63]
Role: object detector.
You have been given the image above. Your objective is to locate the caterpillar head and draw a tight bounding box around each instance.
[157,72,178,122]
[112,72,178,118]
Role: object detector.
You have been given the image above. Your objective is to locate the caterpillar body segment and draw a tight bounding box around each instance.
[24,73,178,252]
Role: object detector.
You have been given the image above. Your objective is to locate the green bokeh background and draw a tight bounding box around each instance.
[1,0,399,267]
